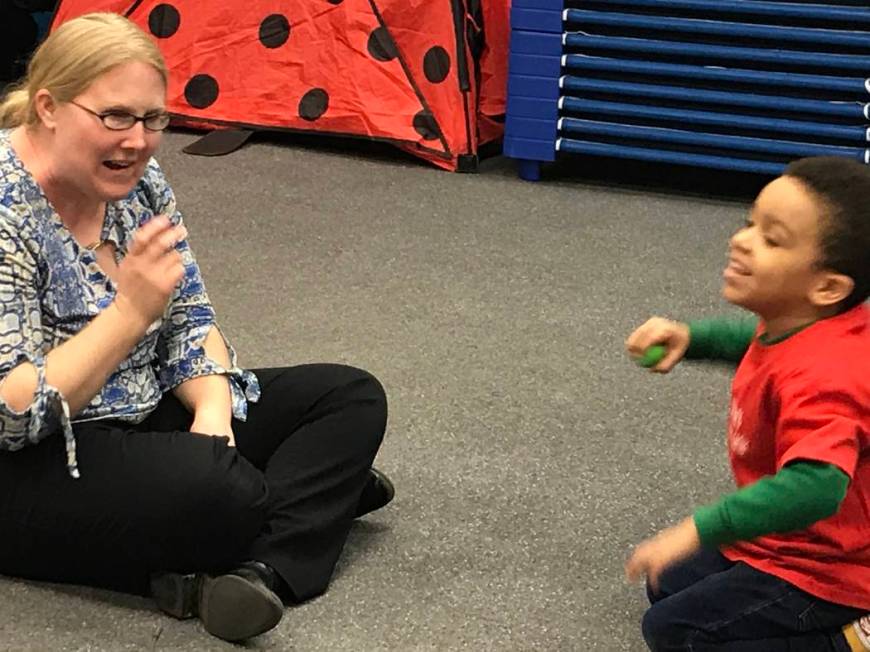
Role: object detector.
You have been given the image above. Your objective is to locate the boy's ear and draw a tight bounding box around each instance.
[811,270,854,308]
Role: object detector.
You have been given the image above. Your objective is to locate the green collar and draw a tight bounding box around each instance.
[758,320,817,345]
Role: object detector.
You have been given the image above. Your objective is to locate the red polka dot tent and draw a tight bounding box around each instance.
[50,1,508,171]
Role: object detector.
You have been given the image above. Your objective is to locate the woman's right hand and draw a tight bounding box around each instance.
[625,317,690,373]
[113,215,186,328]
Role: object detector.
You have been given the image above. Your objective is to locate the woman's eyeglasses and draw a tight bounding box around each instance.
[68,100,171,132]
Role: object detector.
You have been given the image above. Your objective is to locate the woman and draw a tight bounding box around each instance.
[0,12,393,642]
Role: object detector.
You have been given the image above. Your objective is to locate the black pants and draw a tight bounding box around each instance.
[0,364,387,602]
[643,547,865,651]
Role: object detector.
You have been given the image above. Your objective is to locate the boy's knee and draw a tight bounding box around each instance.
[642,603,684,651]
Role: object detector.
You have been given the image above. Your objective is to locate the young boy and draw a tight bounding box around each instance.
[624,156,869,651]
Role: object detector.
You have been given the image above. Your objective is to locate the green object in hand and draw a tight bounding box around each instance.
[638,345,667,368]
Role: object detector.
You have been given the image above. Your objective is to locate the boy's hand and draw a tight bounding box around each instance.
[626,317,691,373]
[625,517,701,591]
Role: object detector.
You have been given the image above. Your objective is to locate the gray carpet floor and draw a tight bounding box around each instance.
[0,132,762,651]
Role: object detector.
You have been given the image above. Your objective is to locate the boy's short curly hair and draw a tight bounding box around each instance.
[784,156,870,312]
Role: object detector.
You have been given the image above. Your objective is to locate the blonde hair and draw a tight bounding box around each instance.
[0,13,167,129]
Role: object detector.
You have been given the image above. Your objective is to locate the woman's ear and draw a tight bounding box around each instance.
[32,89,58,130]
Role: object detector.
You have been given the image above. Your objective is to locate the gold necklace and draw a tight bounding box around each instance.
[85,240,108,251]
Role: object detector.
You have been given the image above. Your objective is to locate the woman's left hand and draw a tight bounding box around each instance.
[625,517,701,591]
[190,410,236,447]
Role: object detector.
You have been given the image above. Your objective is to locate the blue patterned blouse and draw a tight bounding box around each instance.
[0,129,260,477]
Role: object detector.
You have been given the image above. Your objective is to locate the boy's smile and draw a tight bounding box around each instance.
[724,257,751,279]
[722,175,835,334]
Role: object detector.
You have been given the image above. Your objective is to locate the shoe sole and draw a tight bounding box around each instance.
[199,574,284,642]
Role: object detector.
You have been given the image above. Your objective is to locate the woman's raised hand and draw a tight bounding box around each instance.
[114,215,186,328]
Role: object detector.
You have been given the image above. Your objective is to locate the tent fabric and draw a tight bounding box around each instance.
[51,0,508,170]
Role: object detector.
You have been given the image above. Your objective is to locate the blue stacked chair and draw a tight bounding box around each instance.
[504,0,870,181]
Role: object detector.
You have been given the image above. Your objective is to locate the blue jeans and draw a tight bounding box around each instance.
[643,547,865,651]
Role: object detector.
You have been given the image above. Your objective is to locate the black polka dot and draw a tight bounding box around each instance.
[424,46,451,84]
[299,88,329,121]
[367,27,397,62]
[148,4,180,39]
[259,14,290,48]
[184,74,219,109]
[413,110,439,140]
[327,0,343,4]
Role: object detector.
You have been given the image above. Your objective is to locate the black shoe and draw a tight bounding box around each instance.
[150,563,284,642]
[236,560,289,598]
[355,467,395,518]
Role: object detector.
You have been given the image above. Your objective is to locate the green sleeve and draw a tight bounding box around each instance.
[693,461,849,547]
[685,317,758,362]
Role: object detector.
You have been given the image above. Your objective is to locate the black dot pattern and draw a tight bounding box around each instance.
[413,110,439,140]
[299,88,329,121]
[424,46,451,84]
[148,4,180,39]
[367,27,397,62]
[327,0,343,4]
[259,14,290,49]
[184,74,219,109]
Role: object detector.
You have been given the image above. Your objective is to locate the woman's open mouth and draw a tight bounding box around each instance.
[103,160,135,171]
